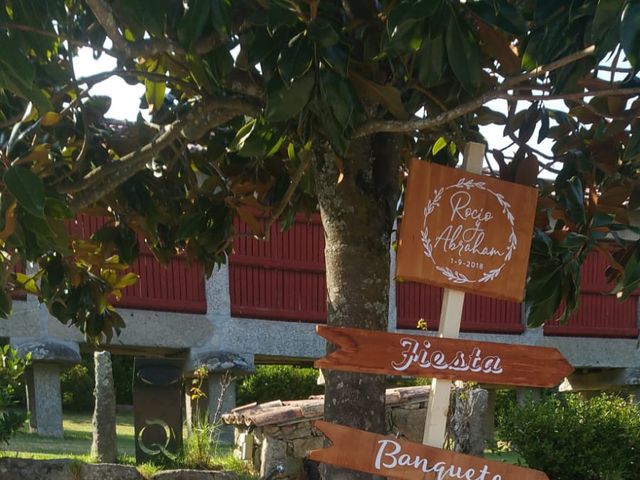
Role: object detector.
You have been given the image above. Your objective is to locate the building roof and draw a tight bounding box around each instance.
[222,385,430,428]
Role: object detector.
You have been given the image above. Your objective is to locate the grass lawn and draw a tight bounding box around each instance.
[1,410,521,479]
[0,411,258,479]
[0,411,135,462]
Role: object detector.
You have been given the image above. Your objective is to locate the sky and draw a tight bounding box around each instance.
[73,47,145,120]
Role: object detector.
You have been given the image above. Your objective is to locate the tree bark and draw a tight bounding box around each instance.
[314,134,402,480]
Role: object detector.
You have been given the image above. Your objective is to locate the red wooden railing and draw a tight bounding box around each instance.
[229,217,639,339]
[229,214,326,322]
[68,215,206,314]
[543,252,639,338]
[395,282,523,333]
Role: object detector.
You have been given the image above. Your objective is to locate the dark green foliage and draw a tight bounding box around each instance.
[497,393,640,480]
[0,0,637,340]
[236,365,323,406]
[61,354,134,411]
[61,361,94,411]
[0,344,30,444]
[111,355,134,406]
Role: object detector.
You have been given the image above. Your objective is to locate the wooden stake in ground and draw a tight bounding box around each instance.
[422,142,484,448]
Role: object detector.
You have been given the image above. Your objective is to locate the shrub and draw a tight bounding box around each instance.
[61,361,95,411]
[0,344,30,444]
[61,353,134,411]
[236,365,323,405]
[111,355,133,404]
[497,393,640,480]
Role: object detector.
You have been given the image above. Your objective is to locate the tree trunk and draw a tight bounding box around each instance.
[314,134,402,480]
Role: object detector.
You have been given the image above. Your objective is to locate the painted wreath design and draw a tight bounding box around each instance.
[421,178,517,285]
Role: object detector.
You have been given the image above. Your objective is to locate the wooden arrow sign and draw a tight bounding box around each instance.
[309,421,549,480]
[315,325,574,388]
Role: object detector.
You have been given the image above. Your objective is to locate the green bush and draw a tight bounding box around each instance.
[236,365,323,405]
[112,355,133,404]
[497,393,640,480]
[61,353,134,411]
[0,344,30,444]
[61,361,95,411]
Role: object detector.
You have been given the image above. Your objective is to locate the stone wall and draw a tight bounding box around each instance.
[0,459,238,480]
[227,387,430,480]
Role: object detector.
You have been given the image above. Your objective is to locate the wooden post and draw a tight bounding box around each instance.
[422,142,485,448]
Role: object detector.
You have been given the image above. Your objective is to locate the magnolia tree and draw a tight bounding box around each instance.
[1,0,640,477]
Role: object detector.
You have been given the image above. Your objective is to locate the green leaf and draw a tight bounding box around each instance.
[525,267,563,327]
[388,0,441,27]
[474,106,507,125]
[432,137,448,156]
[277,33,313,85]
[3,166,45,218]
[211,0,232,35]
[537,106,550,143]
[612,246,640,300]
[518,102,540,143]
[445,12,481,93]
[176,213,205,241]
[85,96,112,118]
[621,2,640,70]
[418,34,445,87]
[0,36,52,113]
[145,78,166,112]
[44,198,74,220]
[308,19,340,48]
[115,225,140,265]
[265,73,315,122]
[349,73,408,120]
[114,272,139,290]
[466,1,526,36]
[623,123,640,163]
[564,176,587,226]
[385,18,424,54]
[592,0,625,58]
[230,118,285,158]
[15,272,39,295]
[177,0,211,49]
[0,289,11,319]
[321,71,356,129]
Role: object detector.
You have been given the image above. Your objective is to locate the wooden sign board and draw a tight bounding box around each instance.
[315,326,574,388]
[309,421,549,480]
[397,160,537,302]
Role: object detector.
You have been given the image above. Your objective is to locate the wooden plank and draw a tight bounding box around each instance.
[308,421,549,480]
[396,156,537,303]
[315,325,574,388]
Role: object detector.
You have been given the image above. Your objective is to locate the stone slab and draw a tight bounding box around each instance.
[0,459,142,480]
[152,470,238,480]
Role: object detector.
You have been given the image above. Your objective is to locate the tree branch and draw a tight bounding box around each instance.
[0,22,112,53]
[496,87,640,103]
[69,97,259,210]
[85,0,185,58]
[73,69,199,95]
[263,149,313,238]
[353,45,597,137]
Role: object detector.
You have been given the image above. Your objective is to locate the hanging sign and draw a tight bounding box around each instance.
[315,326,573,388]
[396,159,537,302]
[309,421,549,480]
